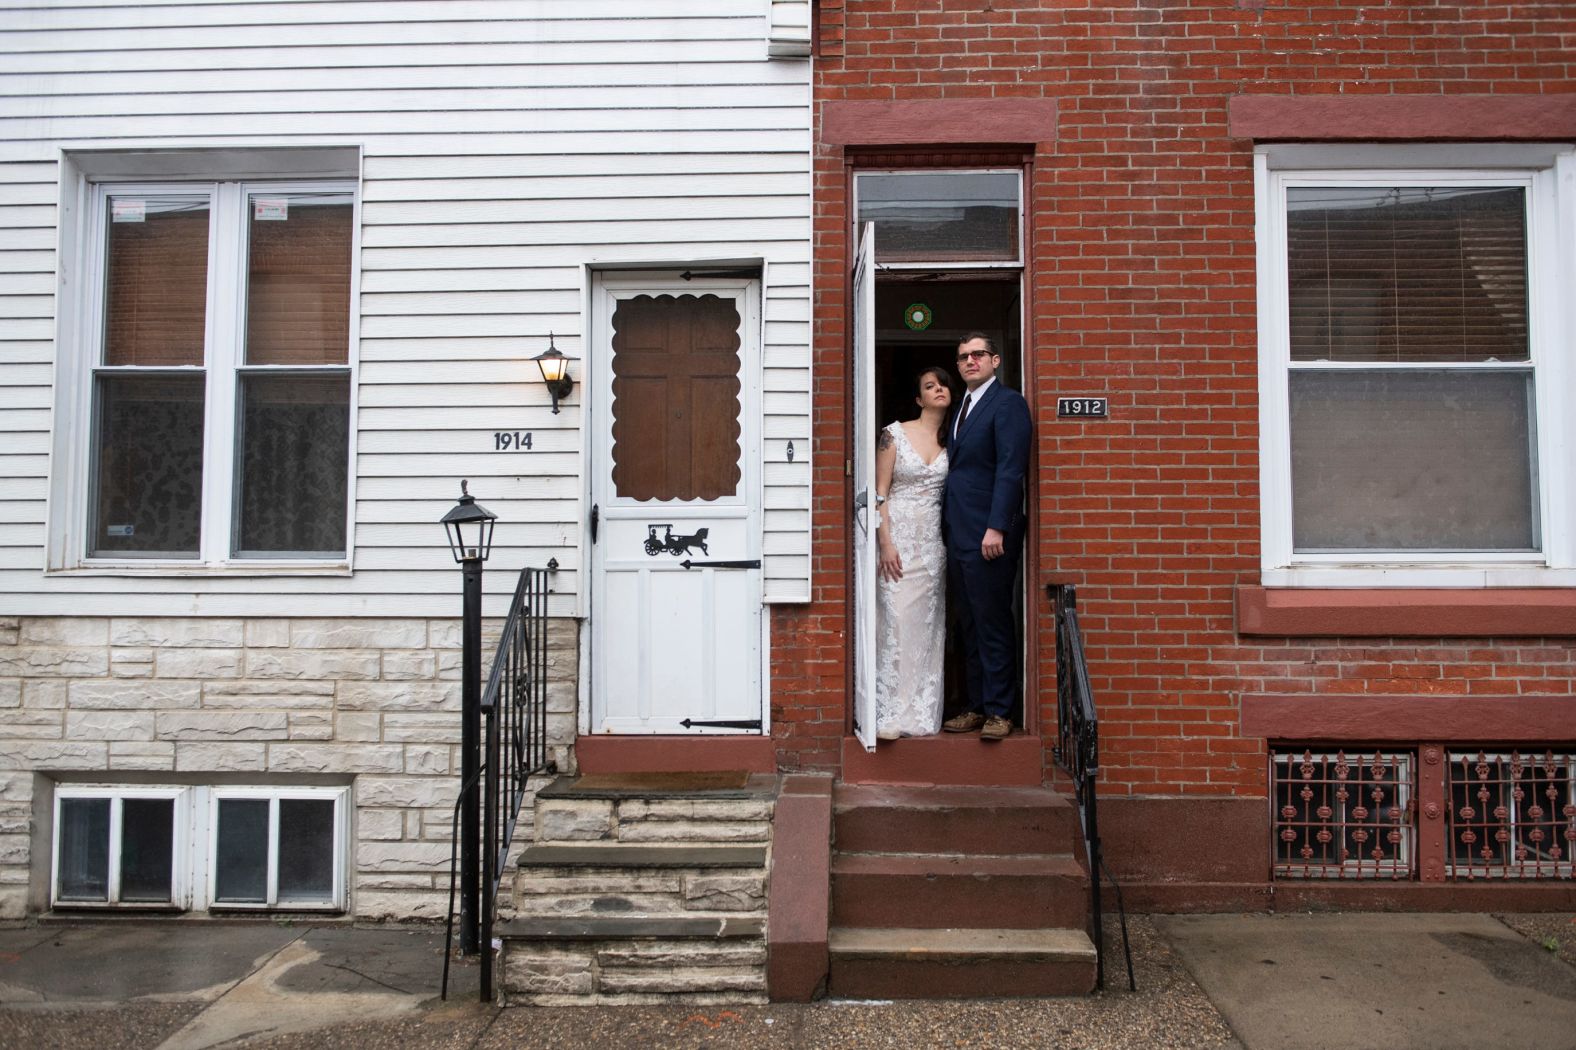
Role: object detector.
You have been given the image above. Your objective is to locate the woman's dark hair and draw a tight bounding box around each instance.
[914,365,956,448]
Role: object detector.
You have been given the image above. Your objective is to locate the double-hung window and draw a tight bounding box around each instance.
[77,180,355,566]
[1256,146,1576,586]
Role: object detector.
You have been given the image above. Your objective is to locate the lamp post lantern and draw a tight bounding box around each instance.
[440,480,496,957]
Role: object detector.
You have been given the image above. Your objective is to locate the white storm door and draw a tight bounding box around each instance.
[590,275,763,734]
[852,225,878,752]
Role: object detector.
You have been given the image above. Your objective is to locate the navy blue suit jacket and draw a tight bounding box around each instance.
[943,380,1032,557]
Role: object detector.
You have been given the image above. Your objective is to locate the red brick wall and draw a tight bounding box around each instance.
[776,0,1576,790]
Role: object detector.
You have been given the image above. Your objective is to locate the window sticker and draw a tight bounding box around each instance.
[111,200,145,223]
[106,525,134,537]
[252,198,289,221]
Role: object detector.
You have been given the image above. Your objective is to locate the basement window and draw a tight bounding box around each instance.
[50,785,348,912]
[53,786,186,908]
[1447,750,1575,880]
[212,789,345,909]
[1272,749,1416,879]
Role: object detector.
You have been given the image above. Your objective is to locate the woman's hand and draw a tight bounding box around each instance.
[878,541,903,582]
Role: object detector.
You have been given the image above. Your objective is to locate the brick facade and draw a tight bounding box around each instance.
[779,0,1576,810]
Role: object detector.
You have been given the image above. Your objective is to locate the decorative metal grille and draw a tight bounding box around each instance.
[1447,750,1575,880]
[1272,750,1415,879]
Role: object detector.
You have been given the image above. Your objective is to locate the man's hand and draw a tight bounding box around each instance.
[981,528,1005,561]
[879,542,904,582]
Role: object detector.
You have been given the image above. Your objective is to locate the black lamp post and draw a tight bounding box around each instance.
[440,480,496,957]
[532,333,575,414]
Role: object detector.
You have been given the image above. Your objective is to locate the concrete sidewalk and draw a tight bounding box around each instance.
[0,913,1571,1049]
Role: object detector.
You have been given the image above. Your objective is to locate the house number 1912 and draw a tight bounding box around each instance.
[493,431,533,451]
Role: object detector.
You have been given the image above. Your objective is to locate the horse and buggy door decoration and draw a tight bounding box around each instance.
[589,275,764,734]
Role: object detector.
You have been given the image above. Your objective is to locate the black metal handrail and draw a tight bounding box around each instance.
[443,566,556,1002]
[1049,583,1135,992]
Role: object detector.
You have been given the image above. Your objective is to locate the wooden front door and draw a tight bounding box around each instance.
[589,273,763,734]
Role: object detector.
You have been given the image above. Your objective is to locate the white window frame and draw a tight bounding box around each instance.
[204,786,351,912]
[852,168,1025,270]
[50,176,360,574]
[49,784,349,913]
[1255,144,1576,587]
[51,785,190,910]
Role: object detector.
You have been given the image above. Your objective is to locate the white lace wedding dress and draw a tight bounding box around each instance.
[875,421,949,738]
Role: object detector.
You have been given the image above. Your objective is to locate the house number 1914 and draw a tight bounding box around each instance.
[493,431,533,451]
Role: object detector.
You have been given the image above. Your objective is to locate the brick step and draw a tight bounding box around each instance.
[831,852,1087,930]
[828,926,1097,999]
[834,784,1078,856]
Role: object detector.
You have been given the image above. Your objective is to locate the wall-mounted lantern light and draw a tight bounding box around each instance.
[532,333,575,414]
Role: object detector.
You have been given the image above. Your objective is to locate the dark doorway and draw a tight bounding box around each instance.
[873,274,1026,727]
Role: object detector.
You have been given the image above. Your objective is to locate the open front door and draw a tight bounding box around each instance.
[852,224,878,751]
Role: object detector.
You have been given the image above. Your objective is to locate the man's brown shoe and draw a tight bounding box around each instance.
[980,716,1013,741]
[942,711,986,733]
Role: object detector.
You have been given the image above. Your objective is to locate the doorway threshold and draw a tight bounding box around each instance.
[841,734,1043,786]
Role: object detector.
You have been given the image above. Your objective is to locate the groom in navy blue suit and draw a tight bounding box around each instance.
[941,333,1032,741]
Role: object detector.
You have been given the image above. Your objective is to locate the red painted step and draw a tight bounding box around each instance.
[831,851,1088,930]
[834,783,1079,856]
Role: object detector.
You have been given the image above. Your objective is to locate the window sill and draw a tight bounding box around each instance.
[48,563,352,578]
[1237,584,1576,637]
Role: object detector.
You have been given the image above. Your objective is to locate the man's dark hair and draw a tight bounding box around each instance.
[959,331,997,356]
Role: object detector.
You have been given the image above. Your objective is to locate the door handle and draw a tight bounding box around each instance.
[590,504,599,543]
[853,489,868,536]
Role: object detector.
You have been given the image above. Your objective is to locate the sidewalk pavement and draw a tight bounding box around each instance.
[0,913,1570,1050]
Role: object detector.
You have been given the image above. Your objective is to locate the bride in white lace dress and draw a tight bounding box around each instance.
[874,367,953,739]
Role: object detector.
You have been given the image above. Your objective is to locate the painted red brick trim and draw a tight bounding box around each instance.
[1241,694,1576,742]
[1228,94,1576,141]
[1237,586,1576,637]
[576,735,777,774]
[820,98,1058,147]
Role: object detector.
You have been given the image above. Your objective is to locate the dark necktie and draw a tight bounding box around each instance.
[956,394,971,437]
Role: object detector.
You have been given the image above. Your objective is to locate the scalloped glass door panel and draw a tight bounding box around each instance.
[610,293,742,502]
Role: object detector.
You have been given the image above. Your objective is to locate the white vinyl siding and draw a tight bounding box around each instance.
[0,0,812,614]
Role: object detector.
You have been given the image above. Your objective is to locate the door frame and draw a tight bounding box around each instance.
[581,267,769,737]
[842,156,1042,739]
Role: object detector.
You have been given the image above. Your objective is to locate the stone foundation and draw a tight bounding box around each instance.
[0,615,578,919]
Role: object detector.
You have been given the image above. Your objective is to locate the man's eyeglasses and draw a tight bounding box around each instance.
[956,349,992,363]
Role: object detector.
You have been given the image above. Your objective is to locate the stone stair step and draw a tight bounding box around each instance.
[496,915,765,940]
[828,926,1097,999]
[834,783,1078,856]
[831,851,1087,930]
[517,843,767,868]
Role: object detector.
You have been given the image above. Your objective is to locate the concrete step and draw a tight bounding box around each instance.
[834,783,1078,856]
[828,926,1098,999]
[831,851,1087,930]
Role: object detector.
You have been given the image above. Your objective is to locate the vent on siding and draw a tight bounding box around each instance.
[1272,749,1416,880]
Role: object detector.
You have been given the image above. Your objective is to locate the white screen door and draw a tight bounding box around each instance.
[852,225,878,752]
[589,274,763,734]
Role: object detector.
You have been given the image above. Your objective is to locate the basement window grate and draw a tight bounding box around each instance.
[1272,750,1415,879]
[1447,751,1575,880]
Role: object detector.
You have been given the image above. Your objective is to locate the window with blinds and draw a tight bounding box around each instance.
[1283,184,1539,554]
[85,182,355,563]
